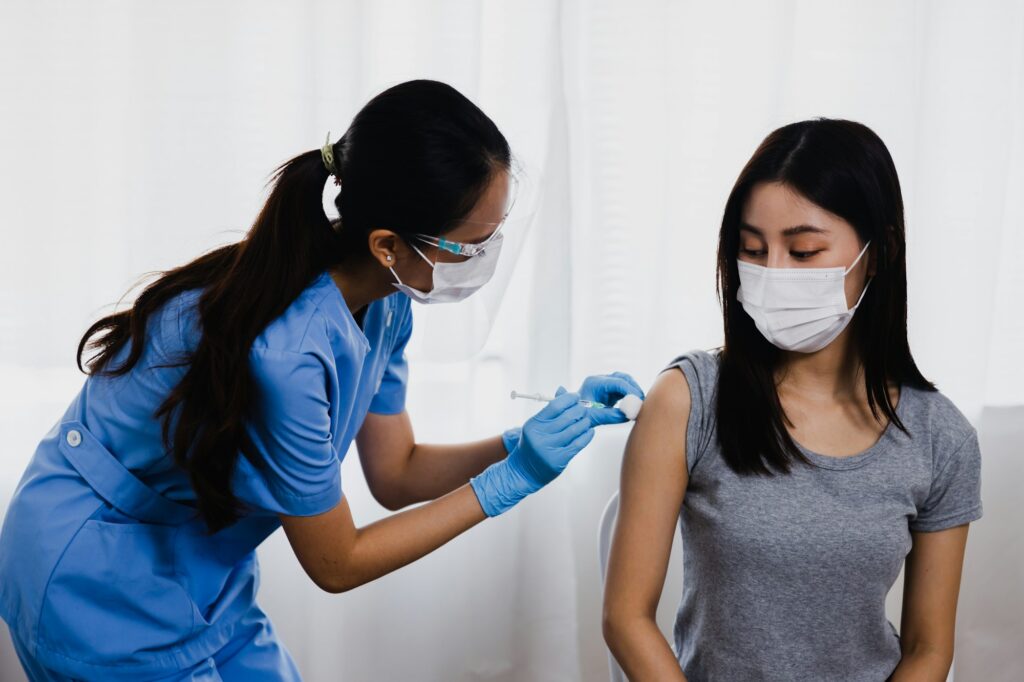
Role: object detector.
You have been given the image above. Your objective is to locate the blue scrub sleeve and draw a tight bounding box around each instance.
[368,304,414,415]
[240,348,343,516]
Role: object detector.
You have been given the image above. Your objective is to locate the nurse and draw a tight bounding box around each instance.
[0,79,643,681]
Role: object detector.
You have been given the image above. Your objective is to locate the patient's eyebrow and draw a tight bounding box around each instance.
[740,222,828,236]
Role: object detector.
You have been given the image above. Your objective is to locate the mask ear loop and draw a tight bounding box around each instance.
[846,240,873,311]
[389,264,407,287]
[844,240,872,275]
[850,277,872,311]
[408,242,436,269]
[389,241,436,288]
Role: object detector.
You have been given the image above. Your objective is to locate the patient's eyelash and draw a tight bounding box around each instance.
[740,248,824,259]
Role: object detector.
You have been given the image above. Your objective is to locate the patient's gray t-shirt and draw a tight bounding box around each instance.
[667,350,983,681]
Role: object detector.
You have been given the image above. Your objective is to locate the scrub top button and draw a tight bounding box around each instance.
[66,430,82,447]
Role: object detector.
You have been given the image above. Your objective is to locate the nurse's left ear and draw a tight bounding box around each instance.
[367,229,402,268]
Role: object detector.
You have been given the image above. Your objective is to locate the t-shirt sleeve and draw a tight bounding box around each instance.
[910,427,983,532]
[368,302,413,415]
[237,348,343,517]
[665,349,719,474]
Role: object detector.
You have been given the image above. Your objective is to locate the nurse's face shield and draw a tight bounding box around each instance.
[405,166,540,362]
[412,174,520,261]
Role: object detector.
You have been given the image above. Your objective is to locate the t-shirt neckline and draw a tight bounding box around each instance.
[792,385,913,471]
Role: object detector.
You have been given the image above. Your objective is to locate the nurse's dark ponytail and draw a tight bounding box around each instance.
[77,80,510,532]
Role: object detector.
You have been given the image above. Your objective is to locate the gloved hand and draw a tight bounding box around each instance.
[498,369,643,448]
[471,389,594,517]
[578,372,645,426]
[501,426,522,455]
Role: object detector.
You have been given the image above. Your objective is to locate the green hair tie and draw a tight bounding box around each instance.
[321,131,337,175]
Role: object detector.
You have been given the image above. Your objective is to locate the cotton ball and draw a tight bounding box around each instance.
[615,394,644,421]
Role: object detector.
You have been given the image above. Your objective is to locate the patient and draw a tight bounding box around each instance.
[602,119,982,681]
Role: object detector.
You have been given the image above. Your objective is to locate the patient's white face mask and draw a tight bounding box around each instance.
[736,241,871,353]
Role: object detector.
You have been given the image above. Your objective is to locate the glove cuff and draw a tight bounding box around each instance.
[470,458,535,517]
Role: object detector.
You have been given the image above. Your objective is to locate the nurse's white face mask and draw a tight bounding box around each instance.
[390,233,504,304]
[736,240,871,353]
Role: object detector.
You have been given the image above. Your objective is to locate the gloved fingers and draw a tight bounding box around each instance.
[555,413,594,443]
[540,423,594,468]
[528,413,590,457]
[588,406,629,427]
[535,392,584,422]
[566,425,596,453]
[609,372,645,399]
[554,385,567,397]
[582,375,643,405]
[537,403,589,432]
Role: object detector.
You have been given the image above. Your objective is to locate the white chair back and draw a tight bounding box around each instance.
[597,491,627,682]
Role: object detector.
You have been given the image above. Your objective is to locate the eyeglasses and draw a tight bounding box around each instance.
[412,174,520,258]
[415,226,504,258]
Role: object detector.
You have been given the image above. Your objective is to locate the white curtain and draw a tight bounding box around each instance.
[1,1,1021,680]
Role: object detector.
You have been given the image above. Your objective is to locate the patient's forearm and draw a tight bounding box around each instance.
[888,648,952,681]
[604,614,687,681]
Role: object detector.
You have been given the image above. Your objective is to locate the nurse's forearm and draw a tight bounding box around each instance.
[356,412,507,510]
[336,484,488,591]
[398,437,507,503]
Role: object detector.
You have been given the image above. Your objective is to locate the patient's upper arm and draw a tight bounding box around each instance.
[604,367,691,618]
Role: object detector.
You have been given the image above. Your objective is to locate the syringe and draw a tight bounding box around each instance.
[511,389,644,421]
[510,390,606,409]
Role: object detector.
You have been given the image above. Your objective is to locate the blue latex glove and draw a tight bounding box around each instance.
[471,389,595,516]
[501,426,522,455]
[578,371,645,426]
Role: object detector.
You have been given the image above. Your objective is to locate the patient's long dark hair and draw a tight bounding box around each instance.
[715,118,934,476]
[78,80,511,532]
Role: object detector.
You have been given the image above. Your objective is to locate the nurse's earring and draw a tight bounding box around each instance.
[386,255,393,263]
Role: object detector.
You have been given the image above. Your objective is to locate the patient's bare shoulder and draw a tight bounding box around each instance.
[634,365,691,429]
[621,365,691,491]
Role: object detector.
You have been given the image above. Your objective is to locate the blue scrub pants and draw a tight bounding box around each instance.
[9,605,302,682]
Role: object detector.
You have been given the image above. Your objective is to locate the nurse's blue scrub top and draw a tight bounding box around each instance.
[0,271,413,680]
